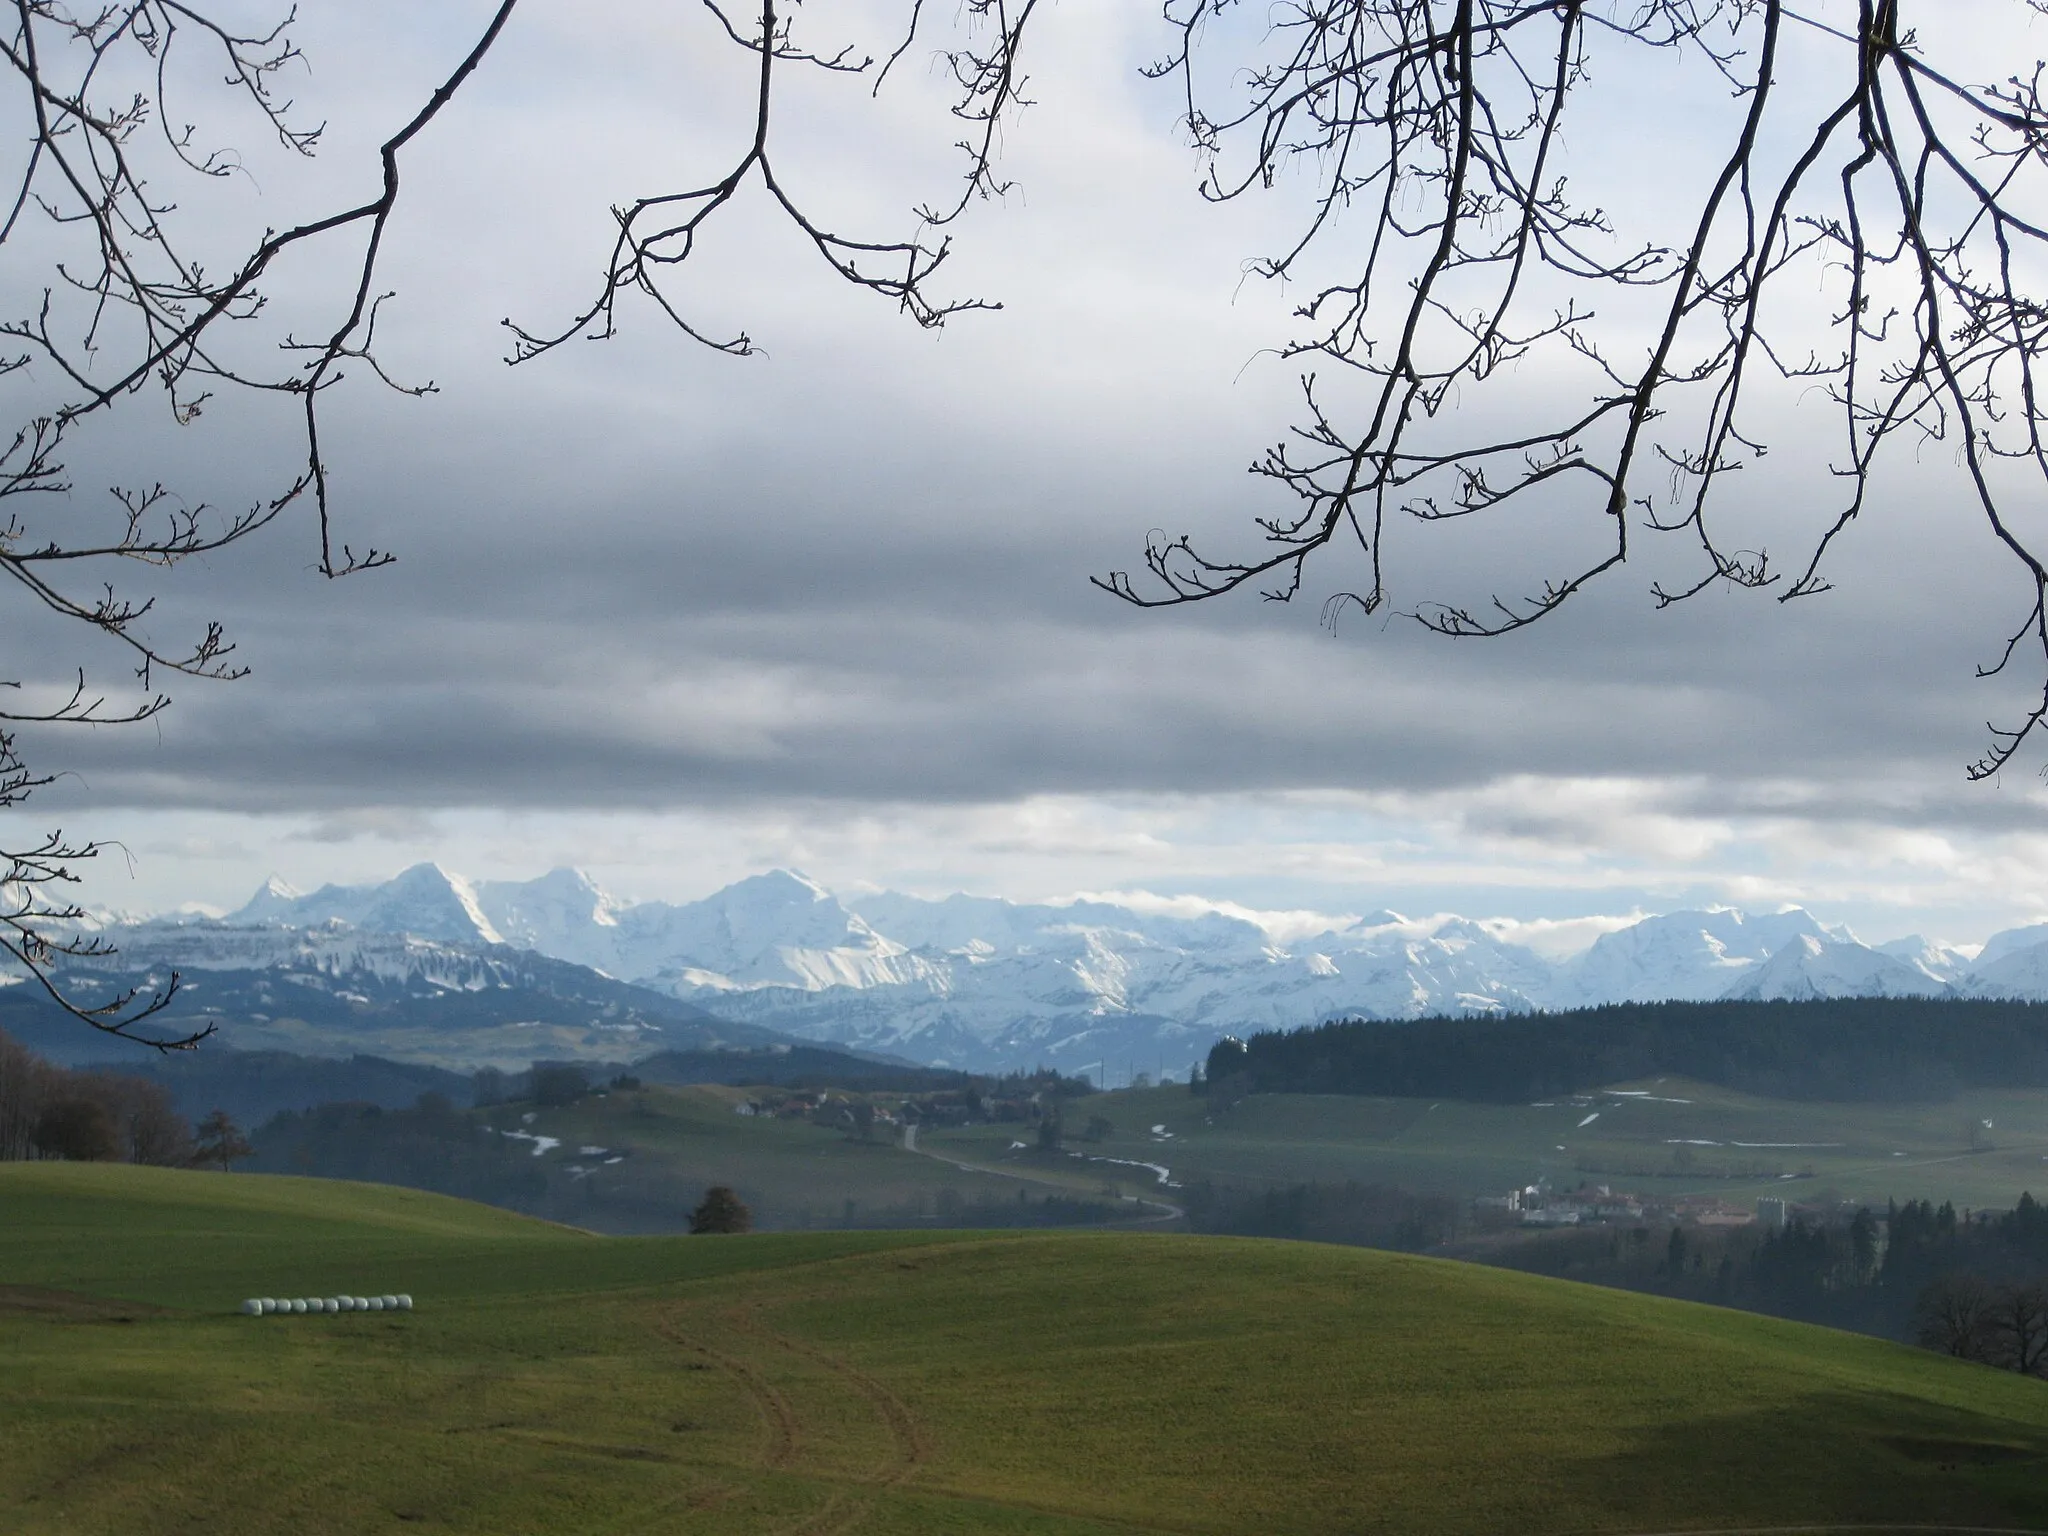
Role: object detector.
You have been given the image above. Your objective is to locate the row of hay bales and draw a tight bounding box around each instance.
[241,1294,412,1315]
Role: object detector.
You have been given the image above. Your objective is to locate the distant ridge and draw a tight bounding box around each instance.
[84,863,2048,1074]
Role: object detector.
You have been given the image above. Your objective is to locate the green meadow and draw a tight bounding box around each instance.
[488,1082,1070,1231]
[925,1080,2048,1210]
[8,1162,2048,1534]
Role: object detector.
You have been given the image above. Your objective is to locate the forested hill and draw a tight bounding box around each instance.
[1206,998,2048,1104]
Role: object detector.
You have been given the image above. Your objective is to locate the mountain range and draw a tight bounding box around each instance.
[59,864,2048,1076]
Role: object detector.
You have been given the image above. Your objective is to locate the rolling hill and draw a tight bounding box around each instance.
[7,1162,2048,1533]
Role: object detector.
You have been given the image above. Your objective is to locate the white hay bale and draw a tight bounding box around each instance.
[325,1298,341,1313]
[379,1294,398,1310]
[289,1299,307,1314]
[240,1298,261,1316]
[395,1294,413,1311]
[366,1296,384,1312]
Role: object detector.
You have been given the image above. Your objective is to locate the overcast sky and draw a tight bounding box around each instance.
[11,0,2048,949]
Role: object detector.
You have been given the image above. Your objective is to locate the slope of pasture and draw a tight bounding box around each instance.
[8,1164,2048,1534]
[947,1083,2048,1209]
[467,1083,1102,1232]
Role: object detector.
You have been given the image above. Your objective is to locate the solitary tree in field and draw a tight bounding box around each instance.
[193,1109,253,1172]
[689,1185,753,1235]
[1035,1106,1063,1153]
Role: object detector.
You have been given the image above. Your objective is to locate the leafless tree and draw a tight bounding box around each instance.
[0,0,1028,1044]
[1100,1,2048,783]
[1982,1277,2048,1375]
[0,1023,47,1156]
[1913,1270,1996,1360]
[0,1026,186,1160]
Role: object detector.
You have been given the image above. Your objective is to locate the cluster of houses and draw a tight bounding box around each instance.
[729,1085,1051,1131]
[1475,1181,1800,1232]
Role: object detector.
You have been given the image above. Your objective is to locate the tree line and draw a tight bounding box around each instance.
[250,1095,549,1210]
[1470,1192,2048,1376]
[0,1026,247,1167]
[1203,998,2048,1105]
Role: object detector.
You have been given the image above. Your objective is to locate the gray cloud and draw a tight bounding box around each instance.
[10,0,2048,934]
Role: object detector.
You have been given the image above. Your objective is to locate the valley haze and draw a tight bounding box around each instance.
[72,863,2048,1074]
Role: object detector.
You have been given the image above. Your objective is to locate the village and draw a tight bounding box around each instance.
[1478,1182,1808,1235]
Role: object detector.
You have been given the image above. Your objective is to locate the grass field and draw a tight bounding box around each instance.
[8,1162,2048,1534]
[923,1080,2048,1211]
[434,1083,1123,1233]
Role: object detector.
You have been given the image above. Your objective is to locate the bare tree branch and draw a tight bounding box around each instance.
[1101,0,2048,781]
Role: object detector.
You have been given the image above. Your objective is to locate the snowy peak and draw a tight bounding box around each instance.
[231,862,502,948]
[1720,933,1939,1002]
[1965,937,2048,998]
[847,890,1273,959]
[236,875,303,925]
[605,869,913,994]
[1977,922,2048,973]
[1875,935,1973,986]
[187,864,2048,1073]
[1551,907,1833,1007]
[375,863,503,947]
[474,867,623,972]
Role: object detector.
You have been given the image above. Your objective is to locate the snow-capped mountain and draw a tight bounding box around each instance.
[1719,933,1936,1002]
[168,863,2048,1074]
[233,864,505,948]
[1874,935,1976,986]
[688,904,1559,1070]
[32,912,789,1071]
[1549,908,1843,1006]
[607,871,926,994]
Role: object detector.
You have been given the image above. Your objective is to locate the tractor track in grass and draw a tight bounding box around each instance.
[656,1313,800,1470]
[726,1305,929,1485]
[659,1302,926,1535]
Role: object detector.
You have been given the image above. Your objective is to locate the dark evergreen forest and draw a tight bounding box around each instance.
[1205,998,2048,1103]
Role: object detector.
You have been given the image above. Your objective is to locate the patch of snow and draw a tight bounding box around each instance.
[1080,1154,1179,1188]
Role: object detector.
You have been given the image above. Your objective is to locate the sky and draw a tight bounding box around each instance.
[11,0,2048,951]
